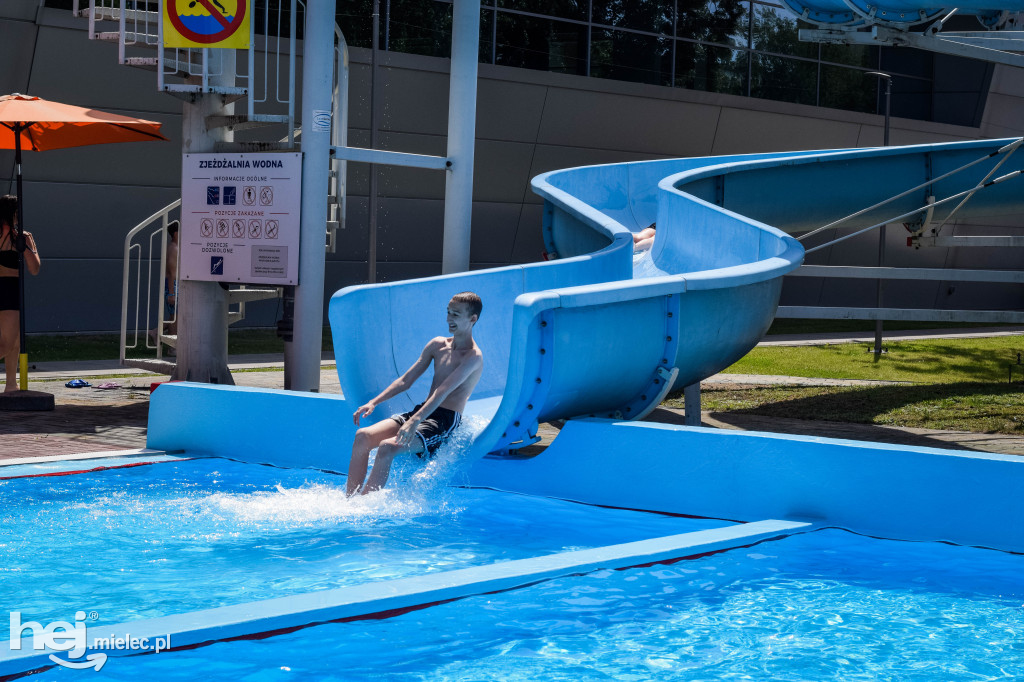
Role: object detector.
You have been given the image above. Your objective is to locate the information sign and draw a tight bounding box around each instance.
[164,0,250,49]
[180,153,301,285]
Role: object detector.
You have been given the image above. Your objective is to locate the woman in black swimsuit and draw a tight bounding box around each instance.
[0,195,41,392]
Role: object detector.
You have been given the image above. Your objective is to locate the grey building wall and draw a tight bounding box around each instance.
[2,2,1020,334]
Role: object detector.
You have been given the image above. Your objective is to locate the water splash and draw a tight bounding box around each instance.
[192,414,489,528]
[200,482,425,527]
[404,414,488,492]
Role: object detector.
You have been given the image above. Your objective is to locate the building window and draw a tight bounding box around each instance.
[332,0,989,127]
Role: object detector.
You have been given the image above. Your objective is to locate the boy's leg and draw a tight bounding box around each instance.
[346,418,401,496]
[361,435,425,494]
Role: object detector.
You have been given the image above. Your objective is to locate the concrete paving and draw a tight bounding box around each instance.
[3,328,1024,461]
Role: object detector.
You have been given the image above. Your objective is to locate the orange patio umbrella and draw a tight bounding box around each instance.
[0,93,168,392]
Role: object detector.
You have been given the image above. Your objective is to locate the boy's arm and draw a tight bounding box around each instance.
[395,351,482,444]
[352,339,440,425]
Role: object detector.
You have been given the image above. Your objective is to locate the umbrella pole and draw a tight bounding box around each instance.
[14,126,27,391]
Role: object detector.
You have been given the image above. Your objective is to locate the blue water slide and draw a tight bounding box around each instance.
[331,151,819,456]
[150,138,1024,467]
[329,138,1024,459]
[672,139,1024,235]
[779,0,1024,27]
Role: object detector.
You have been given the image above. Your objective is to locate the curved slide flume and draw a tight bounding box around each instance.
[330,151,801,457]
[149,138,1024,468]
[778,0,1024,29]
[328,138,1024,461]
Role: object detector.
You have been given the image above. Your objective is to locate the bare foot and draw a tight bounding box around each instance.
[3,385,18,393]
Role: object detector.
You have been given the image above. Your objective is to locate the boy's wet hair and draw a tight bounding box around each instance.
[0,195,17,229]
[167,220,179,237]
[451,291,482,319]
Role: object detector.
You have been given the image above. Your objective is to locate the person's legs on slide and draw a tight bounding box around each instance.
[346,418,401,495]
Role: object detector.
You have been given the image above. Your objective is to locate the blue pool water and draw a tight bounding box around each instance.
[69,529,1024,681]
[0,455,725,627]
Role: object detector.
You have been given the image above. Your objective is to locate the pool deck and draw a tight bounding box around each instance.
[3,327,1024,461]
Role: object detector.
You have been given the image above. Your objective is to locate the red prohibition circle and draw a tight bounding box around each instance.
[167,0,247,45]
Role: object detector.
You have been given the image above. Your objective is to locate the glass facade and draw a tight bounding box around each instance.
[40,0,990,126]
[333,0,992,127]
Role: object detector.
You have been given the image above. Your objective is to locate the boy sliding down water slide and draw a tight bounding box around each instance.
[346,292,484,496]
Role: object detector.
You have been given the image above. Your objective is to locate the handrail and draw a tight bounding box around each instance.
[328,26,349,252]
[120,199,180,366]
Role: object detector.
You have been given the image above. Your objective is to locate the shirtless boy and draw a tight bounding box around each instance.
[346,292,484,496]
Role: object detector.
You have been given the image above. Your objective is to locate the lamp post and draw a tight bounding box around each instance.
[867,71,892,356]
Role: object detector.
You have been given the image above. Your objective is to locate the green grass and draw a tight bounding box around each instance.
[24,328,334,363]
[667,383,1024,435]
[684,334,1024,434]
[727,336,1024,384]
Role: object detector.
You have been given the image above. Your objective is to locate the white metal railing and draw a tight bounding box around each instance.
[120,199,180,366]
[327,25,349,252]
[73,0,298,131]
[245,0,301,134]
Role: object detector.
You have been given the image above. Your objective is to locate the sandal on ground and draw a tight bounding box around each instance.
[65,379,91,388]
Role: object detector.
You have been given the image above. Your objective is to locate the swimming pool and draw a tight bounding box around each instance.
[1,456,728,627]
[5,415,1024,680]
[40,528,1024,681]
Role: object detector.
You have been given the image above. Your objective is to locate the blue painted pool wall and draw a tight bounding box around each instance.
[468,419,1024,553]
[147,383,356,471]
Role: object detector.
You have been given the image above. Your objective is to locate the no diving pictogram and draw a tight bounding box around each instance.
[165,0,248,48]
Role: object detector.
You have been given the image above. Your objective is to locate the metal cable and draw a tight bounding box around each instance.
[797,137,1024,243]
[805,168,1024,254]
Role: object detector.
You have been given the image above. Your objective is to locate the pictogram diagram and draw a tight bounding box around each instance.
[164,0,249,49]
[181,152,300,285]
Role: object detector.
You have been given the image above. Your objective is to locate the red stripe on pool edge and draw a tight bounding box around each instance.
[0,458,192,480]
[136,532,807,656]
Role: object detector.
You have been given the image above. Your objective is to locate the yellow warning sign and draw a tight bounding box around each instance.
[163,0,249,49]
